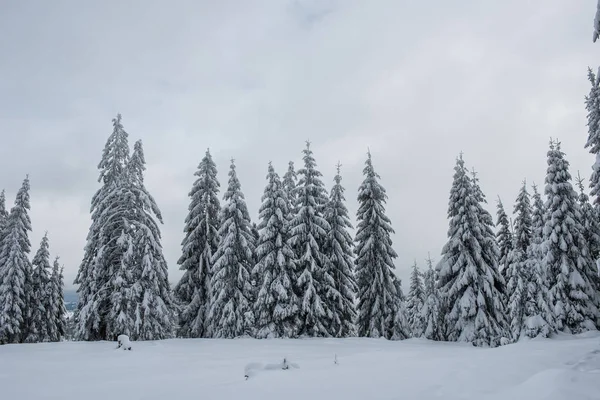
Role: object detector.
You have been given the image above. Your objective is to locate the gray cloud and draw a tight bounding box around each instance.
[0,0,597,290]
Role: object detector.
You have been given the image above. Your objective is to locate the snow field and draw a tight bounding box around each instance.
[1,332,600,400]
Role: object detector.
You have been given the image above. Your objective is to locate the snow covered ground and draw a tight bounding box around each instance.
[1,333,599,400]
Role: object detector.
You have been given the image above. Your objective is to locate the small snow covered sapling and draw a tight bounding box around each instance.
[116,334,132,350]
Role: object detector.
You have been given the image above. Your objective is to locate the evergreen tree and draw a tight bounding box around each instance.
[74,114,130,341]
[208,160,255,338]
[437,155,508,347]
[421,254,442,341]
[576,173,600,262]
[521,183,555,338]
[585,67,600,206]
[542,140,599,334]
[49,257,67,342]
[288,142,335,337]
[504,181,533,341]
[0,190,9,244]
[323,162,357,337]
[282,161,298,219]
[253,162,300,338]
[175,149,221,338]
[354,151,401,339]
[496,197,513,275]
[127,140,176,340]
[0,177,32,344]
[25,233,52,343]
[406,261,425,337]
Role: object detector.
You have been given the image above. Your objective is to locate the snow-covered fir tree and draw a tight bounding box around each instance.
[175,149,221,338]
[496,197,513,276]
[472,170,508,311]
[421,254,442,341]
[0,190,9,244]
[208,160,255,338]
[0,177,32,344]
[437,155,508,347]
[576,173,600,262]
[49,256,67,342]
[74,114,130,341]
[406,261,425,337]
[504,181,533,341]
[288,142,335,337]
[282,161,298,219]
[521,183,555,338]
[542,140,599,334]
[253,162,300,338]
[25,233,53,343]
[354,151,403,339]
[323,162,357,337]
[585,67,600,206]
[127,140,176,340]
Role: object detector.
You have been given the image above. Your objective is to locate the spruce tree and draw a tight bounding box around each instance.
[496,198,513,276]
[406,261,425,337]
[49,256,67,342]
[472,170,507,313]
[542,140,599,333]
[175,149,220,338]
[437,155,508,347]
[576,173,600,262]
[354,151,401,339]
[421,254,442,341]
[504,181,533,341]
[0,190,9,244]
[208,160,255,338]
[253,162,300,338]
[74,114,130,341]
[288,142,335,337]
[585,67,600,207]
[25,233,52,343]
[127,140,176,340]
[323,162,357,337]
[0,177,32,344]
[521,183,555,338]
[282,161,298,219]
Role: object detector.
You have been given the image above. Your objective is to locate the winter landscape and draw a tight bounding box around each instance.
[2,1,600,399]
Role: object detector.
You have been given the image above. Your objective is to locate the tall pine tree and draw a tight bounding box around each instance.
[0,177,32,344]
[25,233,52,343]
[288,142,335,337]
[437,155,508,347]
[521,183,555,338]
[253,162,300,338]
[542,140,599,334]
[49,256,67,342]
[504,181,533,341]
[585,67,600,208]
[354,151,402,339]
[208,160,255,338]
[282,161,298,220]
[0,190,9,245]
[175,149,221,338]
[74,114,130,341]
[127,140,176,340]
[323,162,357,337]
[496,197,513,276]
[406,261,425,337]
[421,254,442,341]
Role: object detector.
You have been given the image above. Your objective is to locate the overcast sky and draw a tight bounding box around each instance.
[0,0,598,291]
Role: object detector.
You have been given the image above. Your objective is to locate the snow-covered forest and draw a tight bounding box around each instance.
[3,66,600,347]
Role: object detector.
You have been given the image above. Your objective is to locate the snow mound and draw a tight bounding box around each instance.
[244,358,300,379]
[483,348,600,400]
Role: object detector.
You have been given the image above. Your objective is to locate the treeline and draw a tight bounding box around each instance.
[0,179,67,344]
[5,66,600,347]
